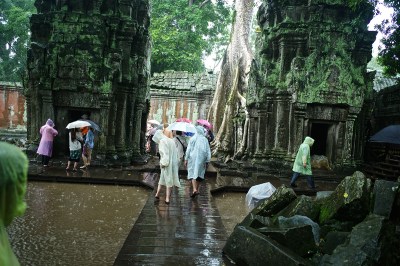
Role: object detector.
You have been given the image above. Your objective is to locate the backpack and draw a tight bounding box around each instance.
[176,137,187,154]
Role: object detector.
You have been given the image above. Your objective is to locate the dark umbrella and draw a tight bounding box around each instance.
[369,125,400,145]
[78,119,101,132]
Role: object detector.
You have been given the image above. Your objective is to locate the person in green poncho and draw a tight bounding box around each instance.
[0,142,28,266]
[290,136,316,189]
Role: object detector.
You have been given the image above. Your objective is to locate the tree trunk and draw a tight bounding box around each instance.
[207,0,254,160]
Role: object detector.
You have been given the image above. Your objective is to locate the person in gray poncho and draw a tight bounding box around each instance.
[184,126,211,198]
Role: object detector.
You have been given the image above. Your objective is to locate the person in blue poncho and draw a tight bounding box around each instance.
[184,126,211,198]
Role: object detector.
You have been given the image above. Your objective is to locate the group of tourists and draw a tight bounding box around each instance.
[150,121,212,204]
[36,118,95,171]
[36,116,316,203]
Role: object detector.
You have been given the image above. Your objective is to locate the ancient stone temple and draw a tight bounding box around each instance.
[246,0,376,167]
[26,0,151,163]
[149,70,216,123]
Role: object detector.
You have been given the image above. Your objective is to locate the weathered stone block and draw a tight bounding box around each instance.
[251,185,297,217]
[320,214,386,266]
[275,195,320,222]
[223,226,311,266]
[258,225,317,257]
[321,231,349,255]
[372,180,399,218]
[318,171,371,224]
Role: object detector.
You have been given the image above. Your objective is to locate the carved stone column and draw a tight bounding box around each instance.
[131,102,146,164]
[114,86,128,161]
[254,109,267,157]
[341,109,359,167]
[292,103,306,157]
[41,90,54,124]
[98,94,111,158]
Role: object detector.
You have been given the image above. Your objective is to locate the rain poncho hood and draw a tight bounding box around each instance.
[0,142,28,266]
[185,126,211,179]
[152,129,165,144]
[46,118,55,127]
[292,136,314,175]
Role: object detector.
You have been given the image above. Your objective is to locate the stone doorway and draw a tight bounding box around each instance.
[54,108,95,156]
[310,122,337,163]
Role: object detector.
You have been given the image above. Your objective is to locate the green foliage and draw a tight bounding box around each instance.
[150,0,231,74]
[350,0,400,76]
[0,0,35,82]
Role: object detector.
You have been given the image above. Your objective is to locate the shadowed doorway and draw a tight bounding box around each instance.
[310,122,330,156]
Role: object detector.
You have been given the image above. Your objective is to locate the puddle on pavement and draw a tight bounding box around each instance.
[213,192,249,236]
[7,181,149,266]
[7,181,250,264]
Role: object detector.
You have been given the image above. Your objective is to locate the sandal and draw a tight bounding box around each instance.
[65,167,70,170]
[190,191,199,198]
[72,168,78,171]
[165,200,170,205]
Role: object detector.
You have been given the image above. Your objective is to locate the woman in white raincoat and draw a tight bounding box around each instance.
[153,130,180,204]
[290,136,316,189]
[184,126,211,197]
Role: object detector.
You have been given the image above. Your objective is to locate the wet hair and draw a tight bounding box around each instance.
[70,129,77,141]
[175,130,183,136]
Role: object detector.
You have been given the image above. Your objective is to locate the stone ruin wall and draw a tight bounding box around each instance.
[149,70,216,124]
[246,0,376,167]
[26,0,151,164]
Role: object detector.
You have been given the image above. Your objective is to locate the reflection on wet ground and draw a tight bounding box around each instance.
[7,182,149,266]
[213,193,249,236]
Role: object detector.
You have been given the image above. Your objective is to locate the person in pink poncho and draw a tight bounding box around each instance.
[36,119,58,166]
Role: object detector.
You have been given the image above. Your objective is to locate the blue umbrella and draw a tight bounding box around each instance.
[369,125,400,145]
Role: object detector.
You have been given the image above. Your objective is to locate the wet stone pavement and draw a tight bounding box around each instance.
[114,181,231,265]
[27,157,347,265]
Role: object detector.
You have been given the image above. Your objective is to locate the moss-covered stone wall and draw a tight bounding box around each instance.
[246,0,376,167]
[26,0,151,164]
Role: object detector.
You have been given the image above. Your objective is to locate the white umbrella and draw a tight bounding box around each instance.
[168,122,196,133]
[66,120,91,129]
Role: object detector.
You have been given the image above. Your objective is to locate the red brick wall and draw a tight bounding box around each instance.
[0,83,26,129]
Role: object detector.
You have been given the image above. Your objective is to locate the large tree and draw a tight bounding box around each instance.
[0,0,35,82]
[351,0,400,75]
[150,0,231,74]
[206,0,256,160]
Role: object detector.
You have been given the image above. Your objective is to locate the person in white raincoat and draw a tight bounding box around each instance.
[153,130,180,204]
[184,126,211,197]
[290,136,316,189]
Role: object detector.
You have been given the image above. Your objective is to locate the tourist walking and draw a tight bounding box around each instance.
[81,127,94,169]
[153,129,180,204]
[37,118,58,166]
[184,126,211,198]
[66,128,83,171]
[290,136,316,189]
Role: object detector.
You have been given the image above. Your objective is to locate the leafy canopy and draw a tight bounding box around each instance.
[350,0,400,76]
[0,0,35,82]
[150,0,231,74]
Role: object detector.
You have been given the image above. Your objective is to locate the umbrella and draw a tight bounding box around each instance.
[196,119,212,129]
[168,122,197,133]
[147,119,160,126]
[66,120,91,129]
[78,119,101,132]
[176,118,192,123]
[369,125,400,145]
